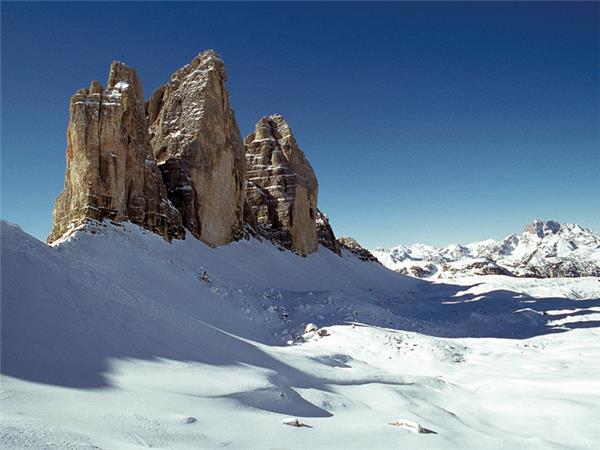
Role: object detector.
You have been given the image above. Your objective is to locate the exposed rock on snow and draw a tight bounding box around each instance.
[390,419,435,434]
[49,61,184,243]
[338,236,380,263]
[302,324,330,341]
[282,418,308,427]
[147,50,246,247]
[317,328,329,337]
[244,115,319,255]
[305,323,318,334]
[374,219,600,279]
[316,209,341,255]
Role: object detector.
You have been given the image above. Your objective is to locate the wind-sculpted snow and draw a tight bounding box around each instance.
[1,220,600,449]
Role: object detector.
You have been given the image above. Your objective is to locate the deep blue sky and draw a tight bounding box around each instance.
[2,2,599,247]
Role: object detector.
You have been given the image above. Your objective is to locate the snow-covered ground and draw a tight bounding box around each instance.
[2,220,600,449]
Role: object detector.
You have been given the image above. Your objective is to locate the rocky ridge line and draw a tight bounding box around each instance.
[373,219,600,278]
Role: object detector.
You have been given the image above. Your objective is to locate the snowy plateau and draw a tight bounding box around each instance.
[1,219,600,449]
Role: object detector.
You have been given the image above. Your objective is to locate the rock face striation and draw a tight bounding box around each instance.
[50,51,246,247]
[49,62,184,243]
[244,115,318,255]
[50,50,354,260]
[146,50,246,246]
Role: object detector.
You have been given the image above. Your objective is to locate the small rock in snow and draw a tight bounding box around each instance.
[282,417,307,427]
[305,323,318,334]
[390,419,436,434]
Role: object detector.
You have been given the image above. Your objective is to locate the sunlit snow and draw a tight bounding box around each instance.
[1,220,599,449]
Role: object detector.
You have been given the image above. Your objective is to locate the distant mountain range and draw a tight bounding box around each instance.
[373,220,600,279]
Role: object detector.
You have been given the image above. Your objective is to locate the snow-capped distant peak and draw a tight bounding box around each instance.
[372,220,600,279]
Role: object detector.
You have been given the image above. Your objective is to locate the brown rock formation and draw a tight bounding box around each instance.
[49,50,343,255]
[244,115,318,255]
[337,237,380,263]
[146,50,246,247]
[316,209,341,255]
[49,62,184,243]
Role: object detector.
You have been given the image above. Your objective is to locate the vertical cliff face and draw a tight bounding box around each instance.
[244,115,318,255]
[49,62,183,243]
[146,50,246,247]
[49,51,343,255]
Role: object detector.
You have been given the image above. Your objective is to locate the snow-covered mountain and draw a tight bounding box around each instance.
[373,220,600,279]
[2,219,600,448]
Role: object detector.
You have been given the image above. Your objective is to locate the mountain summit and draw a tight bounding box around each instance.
[373,220,600,278]
[48,50,376,257]
[49,61,185,242]
[244,115,319,255]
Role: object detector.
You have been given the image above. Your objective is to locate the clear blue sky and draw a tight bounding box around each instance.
[2,2,599,248]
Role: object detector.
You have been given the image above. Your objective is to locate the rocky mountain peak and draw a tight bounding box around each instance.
[107,61,142,95]
[88,80,103,94]
[49,61,184,243]
[523,219,561,237]
[373,220,600,278]
[244,115,318,255]
[145,50,246,247]
[49,50,347,258]
[162,49,226,92]
[50,51,248,247]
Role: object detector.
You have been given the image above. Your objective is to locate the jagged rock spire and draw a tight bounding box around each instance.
[49,51,345,256]
[49,61,183,243]
[146,50,246,247]
[244,115,318,255]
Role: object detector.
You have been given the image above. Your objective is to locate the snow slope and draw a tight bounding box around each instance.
[2,220,600,449]
[373,219,600,279]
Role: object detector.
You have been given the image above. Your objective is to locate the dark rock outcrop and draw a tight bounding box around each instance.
[338,237,380,263]
[316,209,341,255]
[441,259,515,277]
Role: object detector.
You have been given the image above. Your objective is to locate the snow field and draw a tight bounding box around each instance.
[1,220,599,449]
